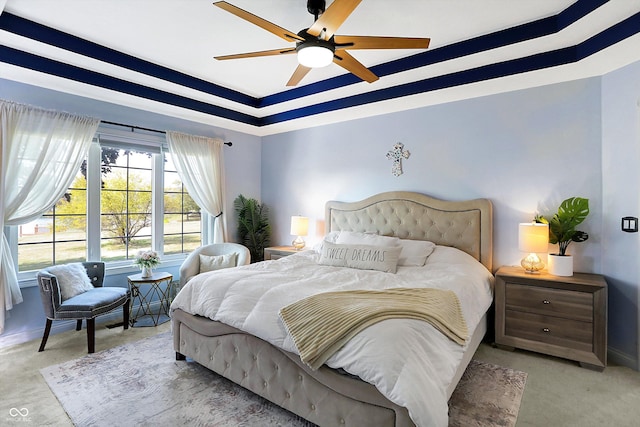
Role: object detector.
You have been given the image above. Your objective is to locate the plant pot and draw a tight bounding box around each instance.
[141,266,153,278]
[548,254,573,276]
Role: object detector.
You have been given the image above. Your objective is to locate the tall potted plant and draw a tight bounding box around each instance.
[234,194,271,262]
[535,196,589,276]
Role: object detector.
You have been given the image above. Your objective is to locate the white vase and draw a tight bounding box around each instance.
[141,266,153,278]
[548,254,573,276]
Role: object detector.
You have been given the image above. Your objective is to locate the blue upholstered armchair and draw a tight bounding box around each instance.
[37,262,130,353]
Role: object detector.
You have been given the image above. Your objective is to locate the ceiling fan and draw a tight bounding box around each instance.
[213,0,431,86]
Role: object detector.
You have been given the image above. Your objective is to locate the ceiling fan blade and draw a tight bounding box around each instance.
[286,65,312,86]
[333,50,378,83]
[215,47,296,60]
[307,0,361,39]
[334,35,430,50]
[214,1,304,42]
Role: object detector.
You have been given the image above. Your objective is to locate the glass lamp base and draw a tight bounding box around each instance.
[292,236,306,250]
[521,253,545,273]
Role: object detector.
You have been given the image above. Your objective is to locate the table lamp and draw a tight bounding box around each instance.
[290,216,309,250]
[518,222,549,273]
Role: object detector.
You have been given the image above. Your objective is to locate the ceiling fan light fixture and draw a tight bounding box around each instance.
[296,40,335,68]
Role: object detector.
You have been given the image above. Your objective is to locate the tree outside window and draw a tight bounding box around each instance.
[16,143,202,272]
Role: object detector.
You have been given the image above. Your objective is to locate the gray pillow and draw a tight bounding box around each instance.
[318,241,402,273]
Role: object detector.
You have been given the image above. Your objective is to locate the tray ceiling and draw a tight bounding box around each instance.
[1,0,639,136]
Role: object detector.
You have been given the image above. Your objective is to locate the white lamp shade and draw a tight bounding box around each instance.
[518,222,549,253]
[297,45,334,68]
[290,216,309,236]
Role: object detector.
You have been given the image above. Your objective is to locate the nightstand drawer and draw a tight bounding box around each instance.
[505,282,593,322]
[505,310,593,352]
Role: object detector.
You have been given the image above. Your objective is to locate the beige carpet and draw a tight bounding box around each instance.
[40,332,526,426]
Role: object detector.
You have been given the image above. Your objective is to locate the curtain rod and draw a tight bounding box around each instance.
[100,120,233,146]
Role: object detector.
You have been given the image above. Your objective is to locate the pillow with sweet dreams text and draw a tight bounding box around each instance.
[335,231,434,266]
[318,241,401,273]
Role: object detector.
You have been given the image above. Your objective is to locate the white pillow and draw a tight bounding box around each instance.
[312,230,341,253]
[47,263,95,301]
[199,252,238,273]
[397,239,436,266]
[318,241,402,273]
[335,230,400,247]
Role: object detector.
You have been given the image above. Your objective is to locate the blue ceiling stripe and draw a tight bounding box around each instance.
[260,47,576,125]
[0,45,260,126]
[558,0,609,28]
[260,11,640,127]
[575,12,640,59]
[258,0,608,107]
[0,0,634,128]
[0,12,259,108]
[259,17,561,107]
[0,0,607,111]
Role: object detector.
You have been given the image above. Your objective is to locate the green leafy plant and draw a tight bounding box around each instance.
[535,197,589,256]
[234,194,271,262]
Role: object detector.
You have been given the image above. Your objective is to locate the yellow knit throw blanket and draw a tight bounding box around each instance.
[279,287,468,370]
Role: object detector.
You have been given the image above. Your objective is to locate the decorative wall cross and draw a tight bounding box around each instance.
[386,142,410,177]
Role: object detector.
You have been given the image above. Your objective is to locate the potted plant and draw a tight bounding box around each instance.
[234,194,271,262]
[535,196,589,276]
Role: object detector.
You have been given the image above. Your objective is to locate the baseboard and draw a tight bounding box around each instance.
[0,300,166,350]
[607,346,639,371]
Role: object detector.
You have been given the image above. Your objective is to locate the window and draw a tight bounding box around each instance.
[17,168,87,271]
[15,133,203,274]
[163,153,201,255]
[100,147,153,262]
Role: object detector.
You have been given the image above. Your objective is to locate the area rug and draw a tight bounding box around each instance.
[41,332,527,427]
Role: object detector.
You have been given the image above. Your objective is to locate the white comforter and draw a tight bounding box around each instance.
[170,246,493,427]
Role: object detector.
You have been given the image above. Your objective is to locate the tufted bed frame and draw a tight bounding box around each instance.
[172,191,493,427]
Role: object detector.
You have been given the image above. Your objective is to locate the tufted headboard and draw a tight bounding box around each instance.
[325,191,493,271]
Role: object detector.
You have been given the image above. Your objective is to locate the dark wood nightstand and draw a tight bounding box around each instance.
[264,246,299,260]
[494,266,607,371]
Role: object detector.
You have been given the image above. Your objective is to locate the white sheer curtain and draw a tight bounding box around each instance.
[166,131,226,244]
[0,100,100,334]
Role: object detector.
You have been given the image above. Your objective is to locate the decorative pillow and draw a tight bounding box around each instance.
[397,239,436,266]
[47,263,94,301]
[335,230,400,248]
[318,241,402,273]
[199,252,238,273]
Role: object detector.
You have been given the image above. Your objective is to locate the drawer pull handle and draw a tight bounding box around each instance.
[542,328,550,333]
[542,300,550,304]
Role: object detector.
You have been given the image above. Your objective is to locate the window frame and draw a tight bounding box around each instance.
[14,125,209,287]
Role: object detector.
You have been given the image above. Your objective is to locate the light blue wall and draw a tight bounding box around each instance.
[262,78,603,273]
[0,79,262,346]
[261,76,640,368]
[602,60,640,368]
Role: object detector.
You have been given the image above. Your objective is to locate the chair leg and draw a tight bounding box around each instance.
[123,298,130,330]
[76,319,83,331]
[38,319,53,352]
[87,318,95,353]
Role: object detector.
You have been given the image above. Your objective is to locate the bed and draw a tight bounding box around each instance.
[170,191,493,427]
